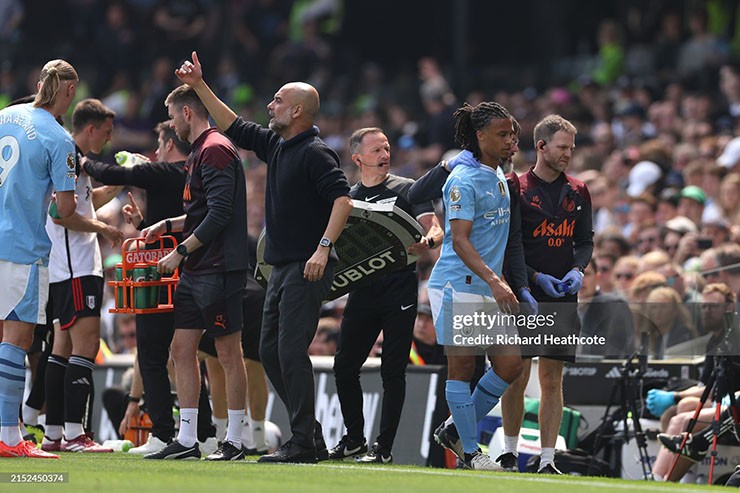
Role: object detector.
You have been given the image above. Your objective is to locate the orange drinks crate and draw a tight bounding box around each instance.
[110,236,179,314]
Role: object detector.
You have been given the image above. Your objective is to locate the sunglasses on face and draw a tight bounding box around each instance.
[615,272,634,280]
[638,237,658,245]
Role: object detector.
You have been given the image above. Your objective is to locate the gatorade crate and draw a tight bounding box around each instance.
[109,236,179,314]
[124,410,153,447]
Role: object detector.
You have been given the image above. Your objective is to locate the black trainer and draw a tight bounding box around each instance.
[356,442,392,464]
[495,452,519,472]
[658,432,708,463]
[726,465,740,487]
[314,421,329,462]
[143,440,201,460]
[433,421,464,462]
[328,435,368,460]
[242,446,268,455]
[258,440,317,464]
[206,441,245,461]
[538,463,563,475]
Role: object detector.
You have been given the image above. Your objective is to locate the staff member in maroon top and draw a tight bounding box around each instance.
[142,84,249,462]
[497,114,594,474]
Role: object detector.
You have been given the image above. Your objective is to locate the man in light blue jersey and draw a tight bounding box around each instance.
[427,101,522,470]
[0,59,78,459]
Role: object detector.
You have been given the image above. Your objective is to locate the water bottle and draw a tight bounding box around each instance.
[102,439,134,452]
[147,265,161,308]
[133,263,150,309]
[115,264,124,309]
[115,151,148,168]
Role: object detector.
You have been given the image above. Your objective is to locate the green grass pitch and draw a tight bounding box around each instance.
[0,452,714,493]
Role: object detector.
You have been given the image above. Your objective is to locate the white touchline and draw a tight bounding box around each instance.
[313,463,708,493]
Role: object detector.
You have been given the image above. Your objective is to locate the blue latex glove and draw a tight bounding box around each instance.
[646,389,676,417]
[721,393,731,409]
[562,269,583,295]
[447,149,480,170]
[534,273,566,298]
[518,288,538,315]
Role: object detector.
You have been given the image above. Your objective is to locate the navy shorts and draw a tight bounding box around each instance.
[174,270,246,338]
[520,297,580,363]
[198,272,264,360]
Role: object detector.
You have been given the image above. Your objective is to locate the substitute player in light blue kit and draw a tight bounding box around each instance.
[0,59,78,459]
[427,101,522,470]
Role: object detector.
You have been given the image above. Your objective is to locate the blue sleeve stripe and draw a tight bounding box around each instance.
[0,358,25,370]
[0,370,26,382]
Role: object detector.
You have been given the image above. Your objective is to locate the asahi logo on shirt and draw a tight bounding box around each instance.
[532,218,575,238]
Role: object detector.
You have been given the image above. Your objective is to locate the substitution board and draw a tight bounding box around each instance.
[255,200,425,300]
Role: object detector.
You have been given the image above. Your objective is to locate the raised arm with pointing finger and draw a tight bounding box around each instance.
[175,51,237,131]
[176,51,353,464]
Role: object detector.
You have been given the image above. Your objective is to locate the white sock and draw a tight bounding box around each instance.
[1,425,23,446]
[213,417,227,442]
[540,447,555,469]
[177,408,198,447]
[22,406,40,426]
[251,419,266,450]
[226,409,244,448]
[44,424,63,441]
[504,435,519,454]
[241,420,255,448]
[444,415,453,427]
[64,422,85,441]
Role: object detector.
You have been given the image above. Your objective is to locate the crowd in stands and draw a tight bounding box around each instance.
[4,1,740,472]
[3,1,735,357]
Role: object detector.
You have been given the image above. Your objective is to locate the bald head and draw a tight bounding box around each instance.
[268,82,320,138]
[283,82,320,119]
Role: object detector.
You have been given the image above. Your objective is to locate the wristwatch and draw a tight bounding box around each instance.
[319,237,332,248]
[176,244,188,256]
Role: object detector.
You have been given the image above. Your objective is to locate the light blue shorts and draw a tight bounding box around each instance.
[428,285,512,348]
[0,260,49,324]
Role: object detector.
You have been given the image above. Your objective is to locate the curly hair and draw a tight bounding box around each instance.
[452,101,511,159]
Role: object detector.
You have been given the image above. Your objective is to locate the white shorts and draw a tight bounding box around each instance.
[428,285,512,347]
[0,260,49,324]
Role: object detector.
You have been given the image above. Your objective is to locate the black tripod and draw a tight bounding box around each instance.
[666,355,739,484]
[666,312,740,484]
[589,352,653,479]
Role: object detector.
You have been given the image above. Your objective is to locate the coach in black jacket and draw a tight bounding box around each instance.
[175,51,353,464]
